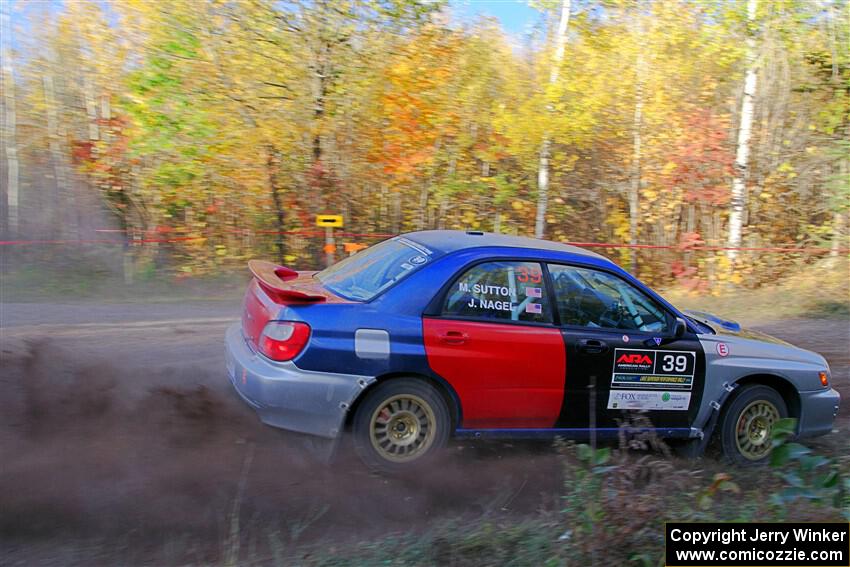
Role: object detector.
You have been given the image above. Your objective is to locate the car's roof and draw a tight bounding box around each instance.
[403,230,608,260]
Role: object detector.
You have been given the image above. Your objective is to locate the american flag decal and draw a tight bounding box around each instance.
[525,287,542,298]
[525,303,542,314]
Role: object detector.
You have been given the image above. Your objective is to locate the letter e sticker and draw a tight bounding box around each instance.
[716,342,729,357]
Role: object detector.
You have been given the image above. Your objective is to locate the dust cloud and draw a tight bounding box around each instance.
[0,337,560,565]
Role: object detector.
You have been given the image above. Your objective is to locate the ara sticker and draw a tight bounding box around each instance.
[525,287,543,298]
[652,337,662,346]
[614,351,655,373]
[622,335,630,343]
[717,342,730,357]
[410,255,427,265]
[525,303,542,314]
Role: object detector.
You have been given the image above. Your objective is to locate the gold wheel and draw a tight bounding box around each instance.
[369,393,437,463]
[734,399,780,461]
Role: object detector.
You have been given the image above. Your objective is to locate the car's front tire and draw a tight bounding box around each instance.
[719,384,787,465]
[352,378,451,472]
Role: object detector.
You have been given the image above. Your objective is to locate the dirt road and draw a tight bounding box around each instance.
[1,302,847,565]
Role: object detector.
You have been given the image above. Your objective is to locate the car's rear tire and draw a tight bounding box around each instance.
[719,384,787,466]
[352,378,451,472]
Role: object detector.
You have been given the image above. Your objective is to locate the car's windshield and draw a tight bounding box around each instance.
[316,237,434,301]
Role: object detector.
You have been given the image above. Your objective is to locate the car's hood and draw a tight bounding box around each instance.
[685,309,827,368]
[684,310,791,346]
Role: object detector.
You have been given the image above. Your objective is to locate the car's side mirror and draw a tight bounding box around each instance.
[674,317,687,338]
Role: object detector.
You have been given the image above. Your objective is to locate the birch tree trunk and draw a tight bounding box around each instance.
[83,76,100,142]
[830,211,846,258]
[534,0,571,239]
[827,0,847,262]
[418,138,441,230]
[380,183,389,231]
[391,191,402,234]
[418,180,429,230]
[628,35,647,274]
[43,74,70,237]
[830,158,848,259]
[2,6,18,236]
[727,0,759,261]
[266,145,286,263]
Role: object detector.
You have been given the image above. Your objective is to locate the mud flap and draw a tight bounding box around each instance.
[675,382,739,459]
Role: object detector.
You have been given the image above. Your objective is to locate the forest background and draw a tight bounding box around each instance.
[1,0,848,295]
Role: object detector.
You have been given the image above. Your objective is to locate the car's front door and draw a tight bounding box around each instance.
[546,264,706,430]
[423,260,565,429]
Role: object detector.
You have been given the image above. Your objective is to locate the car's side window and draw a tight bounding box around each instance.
[442,261,552,324]
[548,264,670,333]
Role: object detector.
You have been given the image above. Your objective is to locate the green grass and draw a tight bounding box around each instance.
[259,439,849,567]
[299,521,564,567]
[661,257,849,324]
[1,259,248,303]
[4,251,847,316]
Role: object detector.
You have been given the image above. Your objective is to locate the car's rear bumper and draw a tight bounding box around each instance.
[797,387,841,438]
[225,323,374,438]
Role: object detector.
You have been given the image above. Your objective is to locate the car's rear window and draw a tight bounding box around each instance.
[316,237,435,301]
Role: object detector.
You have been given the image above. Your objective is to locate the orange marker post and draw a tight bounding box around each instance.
[323,227,336,266]
[316,215,343,267]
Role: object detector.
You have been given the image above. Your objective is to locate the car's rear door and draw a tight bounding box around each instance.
[423,260,565,429]
[546,264,705,430]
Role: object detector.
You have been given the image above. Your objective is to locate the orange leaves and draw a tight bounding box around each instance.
[11,0,844,281]
[664,109,735,206]
[71,141,95,165]
[367,26,464,184]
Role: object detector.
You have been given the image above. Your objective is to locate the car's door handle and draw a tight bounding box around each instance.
[438,331,469,345]
[578,338,609,354]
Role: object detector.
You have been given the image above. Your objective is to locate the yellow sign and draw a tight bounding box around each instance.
[315,215,344,228]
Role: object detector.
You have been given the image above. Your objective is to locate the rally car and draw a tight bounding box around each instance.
[225,230,840,470]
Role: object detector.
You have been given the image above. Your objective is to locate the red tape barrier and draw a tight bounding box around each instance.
[562,241,850,253]
[2,231,848,253]
[0,236,204,245]
[92,229,397,238]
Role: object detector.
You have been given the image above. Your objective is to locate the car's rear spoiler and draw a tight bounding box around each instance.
[248,260,327,303]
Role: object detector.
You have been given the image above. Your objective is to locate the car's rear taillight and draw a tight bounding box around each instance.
[258,321,311,361]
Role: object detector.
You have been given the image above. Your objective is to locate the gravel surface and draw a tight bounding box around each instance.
[1,302,847,565]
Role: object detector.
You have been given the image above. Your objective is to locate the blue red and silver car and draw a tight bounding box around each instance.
[225,230,840,470]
